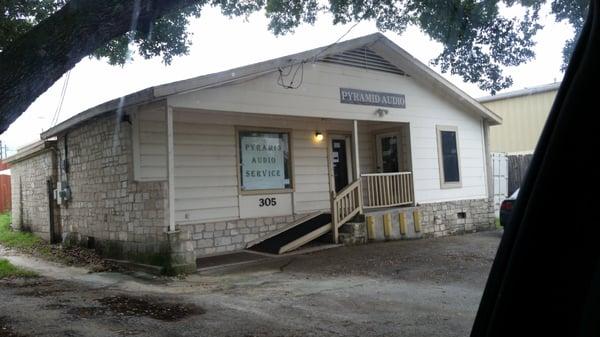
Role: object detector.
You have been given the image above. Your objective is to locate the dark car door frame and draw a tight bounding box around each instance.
[471,1,600,336]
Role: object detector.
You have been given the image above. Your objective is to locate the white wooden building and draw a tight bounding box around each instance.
[9,33,499,270]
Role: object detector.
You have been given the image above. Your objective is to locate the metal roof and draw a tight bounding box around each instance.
[3,139,56,164]
[478,82,561,103]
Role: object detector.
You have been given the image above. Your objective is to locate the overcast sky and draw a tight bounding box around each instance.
[0,4,573,151]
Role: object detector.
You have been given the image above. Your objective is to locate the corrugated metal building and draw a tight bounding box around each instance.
[480,83,560,154]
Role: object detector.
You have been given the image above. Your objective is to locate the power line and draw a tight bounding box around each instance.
[277,61,304,89]
[276,19,364,90]
[50,70,71,126]
[311,20,363,63]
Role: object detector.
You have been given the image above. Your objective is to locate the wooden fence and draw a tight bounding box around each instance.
[0,161,11,213]
[508,154,533,195]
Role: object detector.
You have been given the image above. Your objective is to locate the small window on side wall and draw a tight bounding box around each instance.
[436,125,461,188]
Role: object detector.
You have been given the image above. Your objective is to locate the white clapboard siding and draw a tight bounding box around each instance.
[292,129,330,213]
[175,197,238,212]
[174,176,238,188]
[136,108,166,180]
[168,62,488,204]
[358,130,375,174]
[293,165,329,175]
[176,186,238,199]
[135,61,489,223]
[136,109,372,223]
[169,62,484,124]
[172,120,239,223]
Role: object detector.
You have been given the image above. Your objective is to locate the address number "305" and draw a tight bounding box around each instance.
[258,197,277,207]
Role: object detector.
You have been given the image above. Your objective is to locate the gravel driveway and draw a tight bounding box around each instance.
[0,230,502,337]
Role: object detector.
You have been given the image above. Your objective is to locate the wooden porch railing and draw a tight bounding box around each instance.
[331,179,362,243]
[361,172,414,209]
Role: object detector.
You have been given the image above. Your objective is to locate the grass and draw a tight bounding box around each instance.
[0,213,113,272]
[0,258,37,279]
[0,213,49,253]
[0,214,40,278]
[0,213,52,258]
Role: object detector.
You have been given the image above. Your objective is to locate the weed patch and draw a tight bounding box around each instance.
[0,259,37,279]
[0,214,119,272]
[0,214,47,253]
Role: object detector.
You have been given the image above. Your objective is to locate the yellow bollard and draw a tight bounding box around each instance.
[366,215,376,240]
[399,212,407,236]
[413,211,422,233]
[383,213,392,240]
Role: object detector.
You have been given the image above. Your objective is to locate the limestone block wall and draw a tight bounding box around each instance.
[419,198,495,237]
[10,150,56,240]
[363,198,495,242]
[55,114,169,262]
[365,206,422,241]
[181,197,494,259]
[178,213,307,257]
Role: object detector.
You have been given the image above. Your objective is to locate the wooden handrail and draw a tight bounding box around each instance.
[331,179,362,243]
[361,172,414,209]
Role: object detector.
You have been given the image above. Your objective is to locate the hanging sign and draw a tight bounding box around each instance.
[340,88,406,108]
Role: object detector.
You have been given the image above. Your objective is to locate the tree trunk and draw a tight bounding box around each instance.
[0,0,202,134]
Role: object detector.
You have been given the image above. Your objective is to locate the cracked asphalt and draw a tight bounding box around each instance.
[0,230,502,337]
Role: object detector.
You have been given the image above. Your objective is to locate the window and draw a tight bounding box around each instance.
[378,134,399,172]
[436,126,461,188]
[238,130,292,192]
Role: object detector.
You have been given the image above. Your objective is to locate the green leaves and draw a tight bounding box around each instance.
[266,0,319,35]
[0,0,589,93]
[551,0,587,70]
[212,0,264,17]
[328,0,412,32]
[0,0,65,52]
[91,3,205,65]
[422,1,542,93]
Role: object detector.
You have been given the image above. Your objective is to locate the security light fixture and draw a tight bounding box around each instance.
[375,108,389,117]
[314,131,324,142]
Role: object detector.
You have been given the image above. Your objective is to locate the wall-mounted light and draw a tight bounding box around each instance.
[375,108,389,117]
[314,131,324,143]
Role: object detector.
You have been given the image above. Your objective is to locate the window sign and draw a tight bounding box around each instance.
[239,131,292,191]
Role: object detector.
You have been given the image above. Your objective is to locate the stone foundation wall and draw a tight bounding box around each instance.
[55,114,170,264]
[364,206,421,241]
[10,150,56,240]
[178,214,307,257]
[364,198,494,242]
[339,221,367,245]
[181,197,495,258]
[419,198,495,237]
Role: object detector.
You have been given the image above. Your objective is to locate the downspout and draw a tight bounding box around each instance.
[165,105,176,232]
[48,143,61,243]
[482,119,494,212]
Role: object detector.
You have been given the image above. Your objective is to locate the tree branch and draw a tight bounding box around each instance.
[0,0,202,134]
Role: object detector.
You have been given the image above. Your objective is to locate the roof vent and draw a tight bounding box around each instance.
[320,47,406,76]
